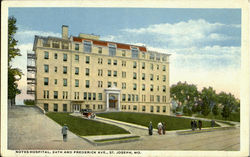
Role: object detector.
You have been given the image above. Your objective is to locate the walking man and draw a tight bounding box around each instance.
[194,120,197,130]
[62,124,68,142]
[148,121,153,135]
[162,122,166,135]
[191,120,194,131]
[198,120,202,130]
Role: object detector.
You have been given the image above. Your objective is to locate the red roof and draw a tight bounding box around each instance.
[73,36,147,52]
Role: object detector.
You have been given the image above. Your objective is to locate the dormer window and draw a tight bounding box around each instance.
[84,40,92,53]
[109,44,116,56]
[131,47,139,59]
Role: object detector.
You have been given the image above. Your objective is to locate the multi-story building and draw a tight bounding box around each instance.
[31,25,171,114]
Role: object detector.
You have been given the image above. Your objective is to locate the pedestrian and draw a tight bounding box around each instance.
[148,121,153,135]
[194,120,197,130]
[61,124,68,142]
[191,120,194,131]
[198,120,202,130]
[211,120,215,128]
[162,122,166,135]
[157,122,163,135]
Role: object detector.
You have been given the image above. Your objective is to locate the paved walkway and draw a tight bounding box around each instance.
[7,106,240,150]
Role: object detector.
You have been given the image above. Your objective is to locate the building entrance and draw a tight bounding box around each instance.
[109,95,118,109]
[73,104,80,112]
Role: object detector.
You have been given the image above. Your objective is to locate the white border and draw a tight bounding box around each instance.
[1,0,249,157]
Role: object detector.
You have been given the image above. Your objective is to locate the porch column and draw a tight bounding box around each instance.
[106,93,109,111]
[117,93,120,111]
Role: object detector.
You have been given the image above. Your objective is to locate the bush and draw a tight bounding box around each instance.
[24,99,35,106]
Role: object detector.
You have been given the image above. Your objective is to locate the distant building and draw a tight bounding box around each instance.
[29,25,171,114]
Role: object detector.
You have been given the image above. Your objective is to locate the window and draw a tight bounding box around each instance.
[44,103,48,112]
[63,104,67,112]
[98,93,102,100]
[74,92,79,99]
[98,69,103,76]
[43,39,50,47]
[63,91,68,99]
[150,74,154,81]
[63,54,67,61]
[142,62,145,69]
[163,85,166,92]
[122,94,126,101]
[54,79,57,85]
[63,66,67,74]
[108,82,112,88]
[150,53,155,60]
[98,58,103,64]
[53,104,58,112]
[93,93,96,100]
[156,54,161,61]
[62,42,69,50]
[113,82,117,87]
[133,61,137,68]
[44,77,49,85]
[136,95,139,101]
[142,106,146,112]
[150,95,154,102]
[113,60,117,65]
[54,67,57,72]
[86,68,89,76]
[93,104,96,110]
[122,61,126,67]
[132,47,139,58]
[157,106,160,112]
[150,85,154,91]
[108,59,111,65]
[162,56,167,62]
[98,47,102,54]
[54,91,58,99]
[98,81,103,88]
[157,86,160,91]
[84,40,92,53]
[132,95,135,101]
[86,56,90,64]
[43,90,49,99]
[86,104,90,109]
[122,83,126,89]
[52,41,59,48]
[150,64,154,70]
[150,106,154,112]
[75,55,79,61]
[86,80,90,88]
[98,104,103,109]
[163,65,166,71]
[163,106,166,113]
[54,53,57,59]
[162,96,166,103]
[128,94,131,101]
[109,44,116,56]
[54,104,58,112]
[44,51,49,59]
[75,43,79,51]
[142,52,146,58]
[133,83,137,90]
[157,95,160,102]
[133,72,137,79]
[44,65,49,73]
[142,73,145,80]
[163,75,166,82]
[122,50,126,56]
[84,92,87,100]
[108,70,111,76]
[75,67,79,75]
[122,72,126,78]
[157,64,159,70]
[113,71,117,77]
[142,84,145,91]
[63,79,67,87]
[75,79,79,87]
[133,105,137,111]
[157,75,159,80]
[88,93,92,100]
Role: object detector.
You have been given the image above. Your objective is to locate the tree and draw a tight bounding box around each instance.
[221,105,230,119]
[8,16,22,105]
[200,87,217,116]
[212,104,219,116]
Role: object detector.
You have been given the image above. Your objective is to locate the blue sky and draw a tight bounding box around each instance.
[8,8,241,103]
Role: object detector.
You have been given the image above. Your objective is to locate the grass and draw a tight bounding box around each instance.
[46,112,129,136]
[97,112,219,131]
[195,112,240,122]
[217,120,235,126]
[94,136,140,143]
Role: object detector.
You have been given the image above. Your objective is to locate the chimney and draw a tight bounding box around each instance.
[62,25,68,39]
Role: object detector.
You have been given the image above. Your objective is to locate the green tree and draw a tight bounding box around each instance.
[200,87,217,116]
[218,92,238,119]
[8,16,22,105]
[212,104,219,116]
[221,105,230,119]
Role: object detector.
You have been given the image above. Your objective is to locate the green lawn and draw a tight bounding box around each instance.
[195,112,240,122]
[46,112,129,136]
[97,112,219,130]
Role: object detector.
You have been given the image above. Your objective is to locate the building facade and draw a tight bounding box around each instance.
[31,25,171,115]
